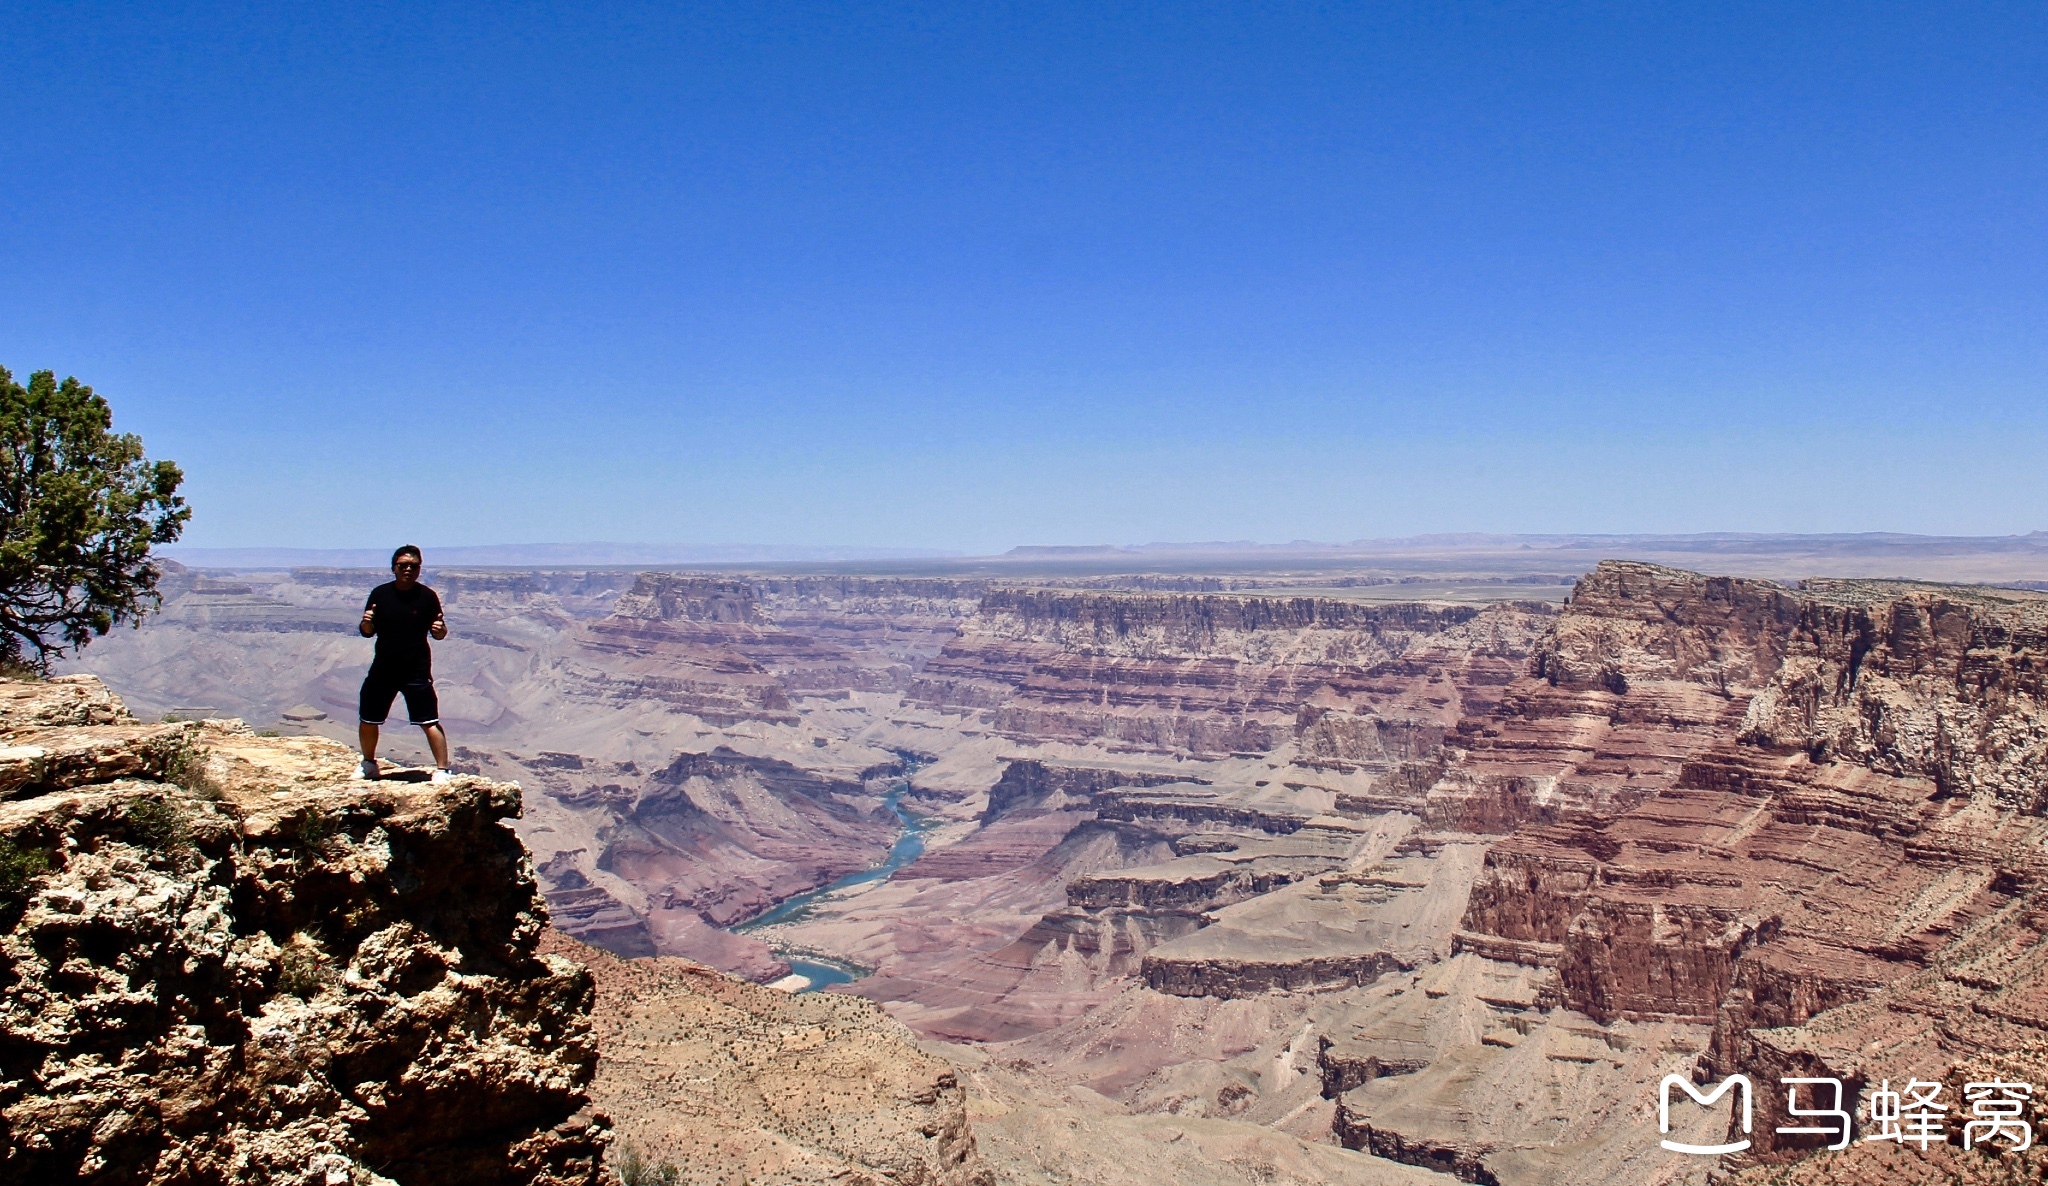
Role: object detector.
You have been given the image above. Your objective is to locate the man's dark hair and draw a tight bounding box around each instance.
[391,545,422,567]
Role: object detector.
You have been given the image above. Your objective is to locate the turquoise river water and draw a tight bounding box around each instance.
[732,781,937,992]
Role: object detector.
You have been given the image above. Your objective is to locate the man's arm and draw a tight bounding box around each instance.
[360,599,377,638]
[429,590,448,641]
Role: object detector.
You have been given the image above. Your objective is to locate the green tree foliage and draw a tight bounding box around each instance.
[0,367,188,671]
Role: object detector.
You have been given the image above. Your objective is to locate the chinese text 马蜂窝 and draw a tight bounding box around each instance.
[1659,1074,2034,1155]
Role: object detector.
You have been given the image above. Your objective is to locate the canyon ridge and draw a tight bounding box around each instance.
[54,533,2048,1185]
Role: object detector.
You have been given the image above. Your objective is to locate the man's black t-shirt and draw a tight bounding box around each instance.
[363,582,442,673]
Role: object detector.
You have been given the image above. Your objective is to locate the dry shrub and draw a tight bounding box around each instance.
[278,932,333,998]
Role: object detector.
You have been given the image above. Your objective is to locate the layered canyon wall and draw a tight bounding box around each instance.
[908,589,1554,760]
[1447,562,2048,1028]
[561,574,987,719]
[1320,562,2048,1181]
[69,553,2048,1184]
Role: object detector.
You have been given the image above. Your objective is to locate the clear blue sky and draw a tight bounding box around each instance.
[3,2,2044,553]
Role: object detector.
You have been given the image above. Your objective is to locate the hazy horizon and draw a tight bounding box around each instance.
[160,529,2048,586]
[161,527,2048,557]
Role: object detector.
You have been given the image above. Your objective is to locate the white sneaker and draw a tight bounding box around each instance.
[354,759,379,781]
[430,768,452,784]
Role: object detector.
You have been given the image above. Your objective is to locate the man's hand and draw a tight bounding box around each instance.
[430,614,448,641]
[360,606,376,638]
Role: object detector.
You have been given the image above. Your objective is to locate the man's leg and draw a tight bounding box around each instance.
[401,676,450,772]
[422,722,451,771]
[358,669,398,779]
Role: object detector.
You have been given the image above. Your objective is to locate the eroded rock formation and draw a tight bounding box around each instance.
[0,677,607,1185]
[540,931,991,1186]
[909,591,1554,760]
[515,744,906,977]
[1324,562,2048,1181]
[64,552,2048,1184]
[560,575,986,722]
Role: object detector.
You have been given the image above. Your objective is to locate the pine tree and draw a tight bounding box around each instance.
[0,367,188,671]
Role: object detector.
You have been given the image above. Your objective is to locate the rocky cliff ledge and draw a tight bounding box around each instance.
[0,676,607,1185]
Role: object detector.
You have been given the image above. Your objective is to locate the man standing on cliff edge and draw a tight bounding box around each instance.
[355,544,452,782]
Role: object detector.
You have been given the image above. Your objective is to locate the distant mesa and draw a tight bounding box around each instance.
[1002,541,1273,557]
[280,704,328,722]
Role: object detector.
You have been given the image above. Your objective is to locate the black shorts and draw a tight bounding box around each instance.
[359,667,439,726]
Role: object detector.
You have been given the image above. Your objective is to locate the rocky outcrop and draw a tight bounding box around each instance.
[1300,563,2048,1180]
[1094,785,1318,835]
[597,747,900,931]
[0,720,192,796]
[748,577,986,672]
[1069,857,1309,911]
[1274,565,2048,1183]
[1316,951,1718,1186]
[542,930,991,1185]
[0,677,607,1185]
[1433,562,2048,832]
[1711,882,2048,1178]
[1146,950,1413,998]
[1329,1116,1499,1186]
[536,854,658,957]
[976,759,1190,825]
[503,741,908,978]
[1447,563,2048,1029]
[908,591,1554,760]
[1142,836,1481,1001]
[560,575,988,722]
[0,673,139,727]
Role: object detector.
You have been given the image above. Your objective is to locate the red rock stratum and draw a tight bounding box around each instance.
[1328,561,2048,1180]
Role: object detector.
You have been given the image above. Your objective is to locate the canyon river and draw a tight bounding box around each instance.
[733,779,937,992]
